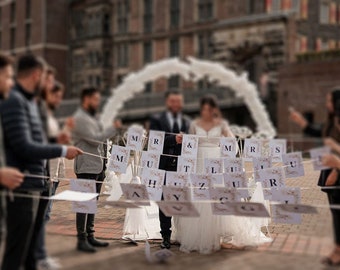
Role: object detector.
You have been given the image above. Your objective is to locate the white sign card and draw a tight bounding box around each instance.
[220,137,237,158]
[224,172,248,188]
[253,156,272,182]
[165,171,190,187]
[141,168,166,201]
[120,183,150,205]
[190,174,212,201]
[51,190,98,202]
[126,126,145,151]
[70,180,97,214]
[269,139,287,162]
[162,186,191,202]
[204,158,223,174]
[181,135,199,157]
[141,151,160,169]
[148,130,165,154]
[212,202,270,217]
[258,167,286,199]
[282,152,305,178]
[157,201,200,217]
[223,158,244,174]
[244,139,262,161]
[274,204,318,214]
[271,187,301,224]
[310,146,331,170]
[108,145,130,173]
[177,156,197,174]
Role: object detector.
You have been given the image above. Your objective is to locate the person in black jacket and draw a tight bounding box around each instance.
[0,55,82,270]
[149,90,190,249]
[0,54,24,268]
[290,89,340,266]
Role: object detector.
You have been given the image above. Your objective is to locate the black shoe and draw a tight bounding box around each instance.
[77,239,97,253]
[160,236,171,249]
[88,236,109,247]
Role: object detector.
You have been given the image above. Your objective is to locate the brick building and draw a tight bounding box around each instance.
[0,0,69,88]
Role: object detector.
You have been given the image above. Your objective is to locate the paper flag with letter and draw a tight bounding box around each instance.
[165,171,190,187]
[282,152,305,178]
[108,145,130,173]
[148,130,165,154]
[243,139,262,161]
[269,139,287,162]
[157,201,200,217]
[204,158,223,174]
[223,158,244,174]
[141,168,165,201]
[274,204,318,214]
[141,151,160,170]
[253,156,272,182]
[258,167,286,199]
[126,126,145,151]
[181,135,199,157]
[310,146,331,170]
[224,172,247,188]
[70,179,97,214]
[51,190,98,202]
[177,156,197,174]
[212,201,270,217]
[162,186,191,202]
[190,174,212,201]
[120,183,150,206]
[220,137,237,158]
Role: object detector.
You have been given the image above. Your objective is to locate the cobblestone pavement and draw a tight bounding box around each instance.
[46,161,335,270]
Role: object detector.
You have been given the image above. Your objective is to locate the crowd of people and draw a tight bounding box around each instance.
[1,51,340,269]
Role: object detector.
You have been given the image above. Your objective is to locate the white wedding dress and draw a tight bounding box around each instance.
[174,120,271,254]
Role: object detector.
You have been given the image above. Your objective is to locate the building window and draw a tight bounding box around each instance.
[117,43,129,67]
[96,76,101,87]
[168,75,179,89]
[320,2,329,24]
[25,23,31,46]
[144,0,153,33]
[143,41,152,64]
[169,38,179,57]
[26,0,31,19]
[10,28,15,50]
[198,34,205,58]
[10,2,16,23]
[117,0,129,33]
[104,50,111,67]
[145,82,152,93]
[103,13,111,35]
[316,38,329,51]
[197,33,213,59]
[198,0,213,21]
[300,0,308,19]
[247,0,256,14]
[271,0,281,12]
[170,0,180,28]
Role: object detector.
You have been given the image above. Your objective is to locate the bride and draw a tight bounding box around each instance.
[174,95,271,254]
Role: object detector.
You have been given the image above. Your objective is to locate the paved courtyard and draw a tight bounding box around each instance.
[46,160,335,270]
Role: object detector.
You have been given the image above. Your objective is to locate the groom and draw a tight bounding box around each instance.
[149,89,190,249]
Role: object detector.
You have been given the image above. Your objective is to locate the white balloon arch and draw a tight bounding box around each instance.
[100,57,276,138]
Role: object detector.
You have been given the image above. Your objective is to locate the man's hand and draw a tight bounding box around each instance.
[113,119,123,129]
[64,117,75,130]
[57,131,71,144]
[289,110,308,129]
[322,154,340,169]
[65,146,83,160]
[175,134,183,144]
[0,168,24,190]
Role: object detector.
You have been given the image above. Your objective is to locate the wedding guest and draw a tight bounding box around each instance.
[149,90,190,249]
[0,54,82,270]
[36,70,69,270]
[0,53,24,268]
[290,89,340,266]
[72,87,119,253]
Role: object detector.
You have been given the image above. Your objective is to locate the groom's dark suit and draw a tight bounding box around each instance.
[149,111,190,239]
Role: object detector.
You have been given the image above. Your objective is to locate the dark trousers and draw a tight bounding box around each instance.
[159,163,177,238]
[1,191,40,270]
[35,186,52,261]
[0,191,6,268]
[76,173,103,240]
[328,192,340,245]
